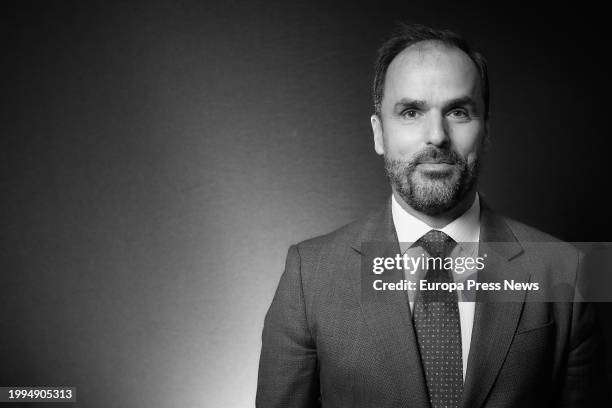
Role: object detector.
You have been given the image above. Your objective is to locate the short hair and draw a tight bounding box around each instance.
[373,23,489,120]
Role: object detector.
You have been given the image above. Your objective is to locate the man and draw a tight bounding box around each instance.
[256,24,608,407]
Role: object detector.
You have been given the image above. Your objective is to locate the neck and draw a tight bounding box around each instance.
[392,188,477,229]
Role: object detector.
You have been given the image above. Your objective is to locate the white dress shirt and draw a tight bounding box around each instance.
[391,193,481,381]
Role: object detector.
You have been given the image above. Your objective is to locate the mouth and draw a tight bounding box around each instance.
[417,159,455,165]
[416,162,455,179]
[416,162,455,172]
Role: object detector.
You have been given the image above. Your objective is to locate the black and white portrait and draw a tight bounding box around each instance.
[3,1,611,407]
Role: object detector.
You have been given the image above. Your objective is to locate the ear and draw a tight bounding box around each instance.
[371,114,385,156]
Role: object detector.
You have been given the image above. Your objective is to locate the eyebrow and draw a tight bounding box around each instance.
[394,99,427,113]
[393,96,478,113]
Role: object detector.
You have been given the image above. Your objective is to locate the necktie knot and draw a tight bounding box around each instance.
[416,229,457,258]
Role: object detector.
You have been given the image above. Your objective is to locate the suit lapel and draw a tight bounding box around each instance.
[349,200,430,408]
[460,201,530,408]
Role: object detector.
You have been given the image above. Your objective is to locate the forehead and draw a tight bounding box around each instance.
[383,41,482,105]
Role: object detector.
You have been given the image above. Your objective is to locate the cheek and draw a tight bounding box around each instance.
[383,131,421,158]
[451,126,484,160]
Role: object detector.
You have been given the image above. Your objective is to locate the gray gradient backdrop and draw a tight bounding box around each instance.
[3,1,611,407]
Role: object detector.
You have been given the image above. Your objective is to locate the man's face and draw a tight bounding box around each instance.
[371,41,487,215]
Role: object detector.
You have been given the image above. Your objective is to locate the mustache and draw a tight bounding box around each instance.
[410,147,464,166]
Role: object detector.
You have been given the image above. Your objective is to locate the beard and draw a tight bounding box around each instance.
[385,146,480,216]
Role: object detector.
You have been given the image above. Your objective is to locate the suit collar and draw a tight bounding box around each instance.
[351,196,524,260]
[478,198,523,259]
[350,197,397,254]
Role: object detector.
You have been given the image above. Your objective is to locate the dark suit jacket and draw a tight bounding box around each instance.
[256,200,609,407]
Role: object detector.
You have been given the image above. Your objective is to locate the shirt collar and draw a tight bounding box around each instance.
[391,193,481,246]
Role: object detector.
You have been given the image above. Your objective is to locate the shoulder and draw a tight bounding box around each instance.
[291,211,374,258]
[499,215,582,271]
[503,215,577,250]
[479,199,582,282]
[480,196,580,261]
[283,203,389,273]
[502,216,562,243]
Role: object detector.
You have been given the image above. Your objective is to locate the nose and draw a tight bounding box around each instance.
[425,112,449,147]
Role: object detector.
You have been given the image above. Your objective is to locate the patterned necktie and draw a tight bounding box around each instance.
[412,230,463,408]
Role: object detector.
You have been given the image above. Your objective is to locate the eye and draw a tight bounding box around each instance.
[448,109,470,119]
[402,109,420,119]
